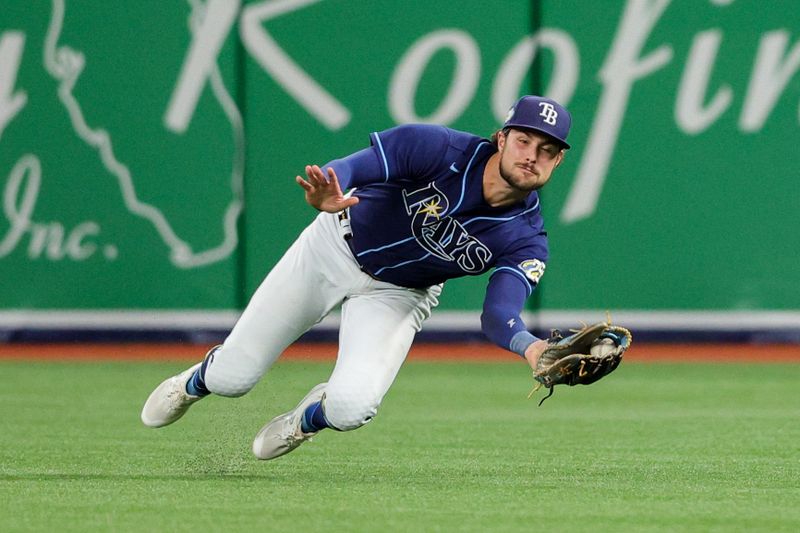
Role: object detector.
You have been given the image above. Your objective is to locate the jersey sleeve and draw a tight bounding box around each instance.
[480,236,548,356]
[481,272,540,357]
[323,147,384,191]
[323,124,450,190]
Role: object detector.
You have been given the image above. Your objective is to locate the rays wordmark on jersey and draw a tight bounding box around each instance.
[402,182,492,273]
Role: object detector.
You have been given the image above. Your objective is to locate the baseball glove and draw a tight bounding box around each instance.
[530,322,632,405]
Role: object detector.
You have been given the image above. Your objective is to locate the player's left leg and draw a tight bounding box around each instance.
[251,281,442,460]
[141,212,355,429]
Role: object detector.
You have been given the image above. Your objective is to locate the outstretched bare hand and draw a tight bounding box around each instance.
[296,165,360,213]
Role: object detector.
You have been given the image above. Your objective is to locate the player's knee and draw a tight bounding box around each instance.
[323,388,380,431]
[203,345,263,397]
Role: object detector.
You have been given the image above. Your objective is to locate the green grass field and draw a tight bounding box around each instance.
[1,358,798,532]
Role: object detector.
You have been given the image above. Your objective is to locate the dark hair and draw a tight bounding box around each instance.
[490,127,510,147]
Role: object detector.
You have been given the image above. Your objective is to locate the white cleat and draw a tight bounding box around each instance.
[252,383,327,461]
[141,362,204,428]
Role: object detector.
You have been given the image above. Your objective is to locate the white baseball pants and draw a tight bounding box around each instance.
[204,211,442,430]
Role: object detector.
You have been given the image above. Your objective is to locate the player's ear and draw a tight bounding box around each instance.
[554,150,565,167]
[496,129,506,150]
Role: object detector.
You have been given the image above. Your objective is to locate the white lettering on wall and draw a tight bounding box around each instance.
[164,0,240,133]
[0,155,105,261]
[491,29,579,124]
[389,30,480,124]
[676,30,733,134]
[560,0,674,223]
[160,0,799,227]
[240,0,350,130]
[15,0,800,262]
[0,31,28,141]
[740,30,800,131]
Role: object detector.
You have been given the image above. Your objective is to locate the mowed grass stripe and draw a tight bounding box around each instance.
[0,360,798,532]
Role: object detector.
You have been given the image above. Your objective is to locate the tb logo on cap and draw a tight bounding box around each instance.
[538,102,558,125]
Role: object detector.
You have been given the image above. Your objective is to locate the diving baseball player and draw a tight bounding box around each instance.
[141,95,572,460]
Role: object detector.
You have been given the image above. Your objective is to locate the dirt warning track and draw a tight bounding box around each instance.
[0,342,798,362]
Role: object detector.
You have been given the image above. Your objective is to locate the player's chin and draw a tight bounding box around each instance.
[525,171,552,190]
[510,173,545,192]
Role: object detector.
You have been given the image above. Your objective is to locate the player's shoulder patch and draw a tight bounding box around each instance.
[519,258,546,285]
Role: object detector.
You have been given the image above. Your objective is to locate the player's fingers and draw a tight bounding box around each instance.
[307,164,329,185]
[326,166,339,185]
[305,165,322,185]
[295,175,314,192]
[327,170,345,193]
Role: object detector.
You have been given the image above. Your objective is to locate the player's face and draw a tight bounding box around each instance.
[497,129,564,192]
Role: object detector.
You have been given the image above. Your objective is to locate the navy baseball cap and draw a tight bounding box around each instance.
[503,95,571,149]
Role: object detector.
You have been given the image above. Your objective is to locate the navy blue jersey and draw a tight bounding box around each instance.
[328,124,548,289]
[325,124,549,355]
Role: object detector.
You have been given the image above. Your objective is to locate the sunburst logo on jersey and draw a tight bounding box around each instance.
[419,199,443,219]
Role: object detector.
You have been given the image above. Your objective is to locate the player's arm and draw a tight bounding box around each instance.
[480,265,547,370]
[308,124,449,192]
[296,124,448,210]
[321,146,385,191]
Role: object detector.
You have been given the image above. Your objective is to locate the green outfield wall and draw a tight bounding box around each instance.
[1,1,798,330]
